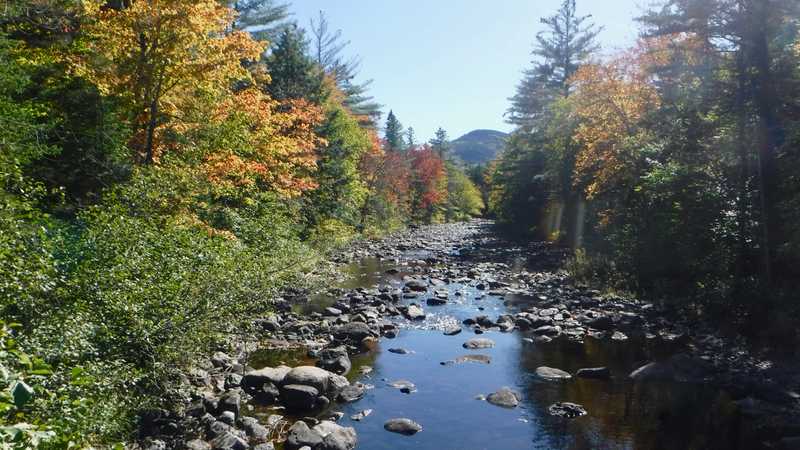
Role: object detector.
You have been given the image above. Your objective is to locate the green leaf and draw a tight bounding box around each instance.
[11,381,33,408]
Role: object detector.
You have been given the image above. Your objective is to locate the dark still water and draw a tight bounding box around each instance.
[254,255,752,450]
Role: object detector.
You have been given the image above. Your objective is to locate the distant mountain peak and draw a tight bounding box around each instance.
[451,129,508,164]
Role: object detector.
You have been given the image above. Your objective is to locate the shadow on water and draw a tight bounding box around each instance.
[255,251,757,450]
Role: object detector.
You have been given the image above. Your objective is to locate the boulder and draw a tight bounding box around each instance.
[486,387,521,408]
[462,338,495,349]
[285,421,322,450]
[443,326,462,336]
[337,383,366,403]
[535,366,572,380]
[383,418,422,436]
[242,366,291,395]
[333,323,375,343]
[208,432,248,450]
[281,384,320,412]
[282,366,332,393]
[405,279,428,292]
[548,402,587,419]
[313,421,357,450]
[316,347,351,376]
[404,305,426,321]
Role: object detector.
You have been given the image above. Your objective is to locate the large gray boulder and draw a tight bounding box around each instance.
[242,366,291,395]
[285,421,322,450]
[313,421,357,450]
[282,366,333,392]
[280,384,320,412]
[384,418,422,435]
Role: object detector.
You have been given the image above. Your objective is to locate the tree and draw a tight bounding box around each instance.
[410,145,447,222]
[263,25,323,102]
[227,0,291,42]
[429,127,451,158]
[406,126,417,149]
[444,162,484,221]
[76,0,264,164]
[384,110,404,152]
[507,0,602,129]
[309,11,381,126]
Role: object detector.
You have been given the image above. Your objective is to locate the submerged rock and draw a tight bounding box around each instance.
[548,402,587,419]
[575,367,611,379]
[384,418,423,435]
[462,338,495,349]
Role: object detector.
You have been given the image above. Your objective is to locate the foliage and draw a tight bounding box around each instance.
[444,161,484,221]
[75,0,265,163]
[490,0,800,323]
[410,145,447,222]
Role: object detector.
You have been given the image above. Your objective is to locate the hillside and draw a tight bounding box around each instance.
[451,129,508,164]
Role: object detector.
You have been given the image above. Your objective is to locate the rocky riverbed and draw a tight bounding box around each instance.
[138,220,800,450]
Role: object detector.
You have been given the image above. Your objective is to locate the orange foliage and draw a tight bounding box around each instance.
[204,90,326,196]
[411,145,447,210]
[570,43,661,198]
[359,133,410,208]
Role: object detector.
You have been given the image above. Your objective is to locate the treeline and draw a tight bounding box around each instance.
[0,0,480,447]
[486,0,800,323]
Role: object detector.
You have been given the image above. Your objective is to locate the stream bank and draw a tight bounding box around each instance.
[139,220,800,450]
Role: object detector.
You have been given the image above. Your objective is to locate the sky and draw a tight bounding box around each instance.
[287,0,646,141]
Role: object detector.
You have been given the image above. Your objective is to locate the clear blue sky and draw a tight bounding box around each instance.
[287,0,644,141]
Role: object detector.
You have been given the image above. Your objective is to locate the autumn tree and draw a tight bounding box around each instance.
[410,145,447,222]
[76,0,264,164]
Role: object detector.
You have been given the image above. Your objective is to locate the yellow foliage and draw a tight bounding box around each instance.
[569,44,661,198]
[75,0,265,162]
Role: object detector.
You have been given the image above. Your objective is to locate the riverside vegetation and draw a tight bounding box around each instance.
[1,0,800,449]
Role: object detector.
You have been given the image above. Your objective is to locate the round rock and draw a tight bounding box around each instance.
[383,418,422,435]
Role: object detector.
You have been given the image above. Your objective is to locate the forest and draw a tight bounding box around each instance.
[1,0,799,449]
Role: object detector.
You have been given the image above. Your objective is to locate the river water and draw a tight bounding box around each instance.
[252,230,755,450]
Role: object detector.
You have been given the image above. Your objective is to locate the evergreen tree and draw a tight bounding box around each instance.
[228,0,291,42]
[429,127,451,158]
[507,0,602,129]
[263,25,323,102]
[310,11,382,126]
[384,110,404,152]
[406,127,417,149]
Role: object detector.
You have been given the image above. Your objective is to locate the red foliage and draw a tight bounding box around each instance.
[410,145,446,210]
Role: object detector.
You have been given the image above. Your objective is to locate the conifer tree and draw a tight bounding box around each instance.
[384,110,404,152]
[429,127,451,158]
[507,0,602,129]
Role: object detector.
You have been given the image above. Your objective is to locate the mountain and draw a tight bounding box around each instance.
[451,129,508,165]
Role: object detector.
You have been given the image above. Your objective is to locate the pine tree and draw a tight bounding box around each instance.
[406,127,417,149]
[384,110,404,152]
[310,11,381,126]
[264,25,323,102]
[429,127,451,158]
[507,0,602,130]
[228,0,291,42]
